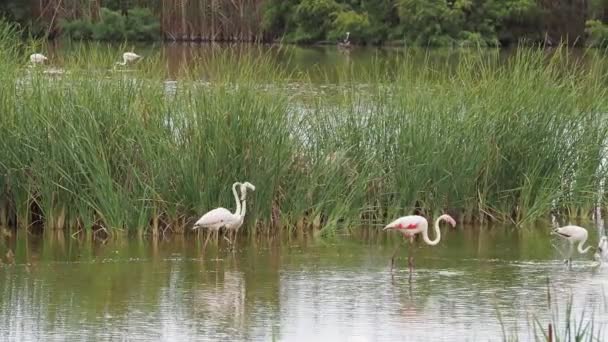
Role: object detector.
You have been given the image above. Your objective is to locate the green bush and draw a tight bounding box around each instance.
[328,10,371,43]
[261,0,299,36]
[290,0,341,43]
[92,8,126,41]
[125,7,160,41]
[60,7,159,42]
[395,0,461,46]
[458,31,497,47]
[60,18,94,40]
[395,0,536,47]
[585,19,608,48]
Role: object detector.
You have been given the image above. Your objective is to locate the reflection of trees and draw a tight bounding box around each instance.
[0,239,281,340]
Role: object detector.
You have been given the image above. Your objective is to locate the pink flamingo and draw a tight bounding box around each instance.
[383,214,457,272]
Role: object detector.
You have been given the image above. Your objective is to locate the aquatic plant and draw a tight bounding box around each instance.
[498,281,606,341]
[0,20,607,235]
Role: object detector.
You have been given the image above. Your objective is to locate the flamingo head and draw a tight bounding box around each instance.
[439,214,457,227]
[240,181,256,200]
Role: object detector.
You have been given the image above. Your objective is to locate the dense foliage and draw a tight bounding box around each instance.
[0,0,607,46]
[60,7,160,41]
[586,19,608,48]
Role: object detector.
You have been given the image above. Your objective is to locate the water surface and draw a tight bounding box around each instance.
[1,226,607,341]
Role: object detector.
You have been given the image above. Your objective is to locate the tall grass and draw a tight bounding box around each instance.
[0,22,607,234]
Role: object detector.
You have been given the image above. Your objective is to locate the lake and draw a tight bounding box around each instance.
[1,224,607,341]
[42,41,518,82]
[4,42,608,341]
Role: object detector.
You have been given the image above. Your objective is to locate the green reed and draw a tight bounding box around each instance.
[0,21,607,234]
[497,281,606,341]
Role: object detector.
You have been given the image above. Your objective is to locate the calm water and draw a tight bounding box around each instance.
[42,41,515,82]
[10,43,608,340]
[1,225,607,342]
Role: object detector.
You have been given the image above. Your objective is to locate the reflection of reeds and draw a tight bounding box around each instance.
[498,281,605,341]
[1,23,608,234]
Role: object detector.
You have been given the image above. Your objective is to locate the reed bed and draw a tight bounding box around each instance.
[0,22,607,235]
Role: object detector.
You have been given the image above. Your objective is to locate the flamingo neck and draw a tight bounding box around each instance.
[240,198,247,218]
[578,238,591,254]
[421,218,441,246]
[232,182,242,217]
[239,187,251,217]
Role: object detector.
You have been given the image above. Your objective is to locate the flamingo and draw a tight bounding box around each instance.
[594,236,608,263]
[551,225,592,267]
[338,32,351,49]
[383,214,457,273]
[225,182,256,246]
[115,52,141,66]
[192,181,255,249]
[29,53,48,64]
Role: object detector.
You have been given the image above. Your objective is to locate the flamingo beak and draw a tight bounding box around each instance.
[448,217,456,227]
[383,224,394,231]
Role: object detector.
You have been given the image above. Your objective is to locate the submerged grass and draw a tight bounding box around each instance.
[0,22,607,235]
[498,281,606,341]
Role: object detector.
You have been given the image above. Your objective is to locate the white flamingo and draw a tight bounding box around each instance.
[115,52,141,66]
[193,181,255,249]
[383,214,456,272]
[594,236,608,263]
[338,32,351,49]
[29,53,48,64]
[225,182,256,246]
[552,225,592,266]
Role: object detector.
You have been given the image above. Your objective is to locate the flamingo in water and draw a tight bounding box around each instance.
[383,214,456,272]
[226,182,255,246]
[29,53,48,64]
[337,32,351,49]
[193,181,255,249]
[115,52,142,66]
[552,225,592,266]
[594,236,608,264]
[30,53,48,64]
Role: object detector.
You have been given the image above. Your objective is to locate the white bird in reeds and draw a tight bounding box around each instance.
[552,225,593,267]
[193,181,255,249]
[594,236,608,264]
[383,214,457,273]
[116,52,142,66]
[227,182,255,246]
[29,53,48,64]
[338,32,351,49]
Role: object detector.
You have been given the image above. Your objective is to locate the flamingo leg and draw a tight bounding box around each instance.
[223,230,232,244]
[233,230,239,248]
[408,236,414,274]
[390,242,401,272]
[566,242,574,268]
[202,230,212,250]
